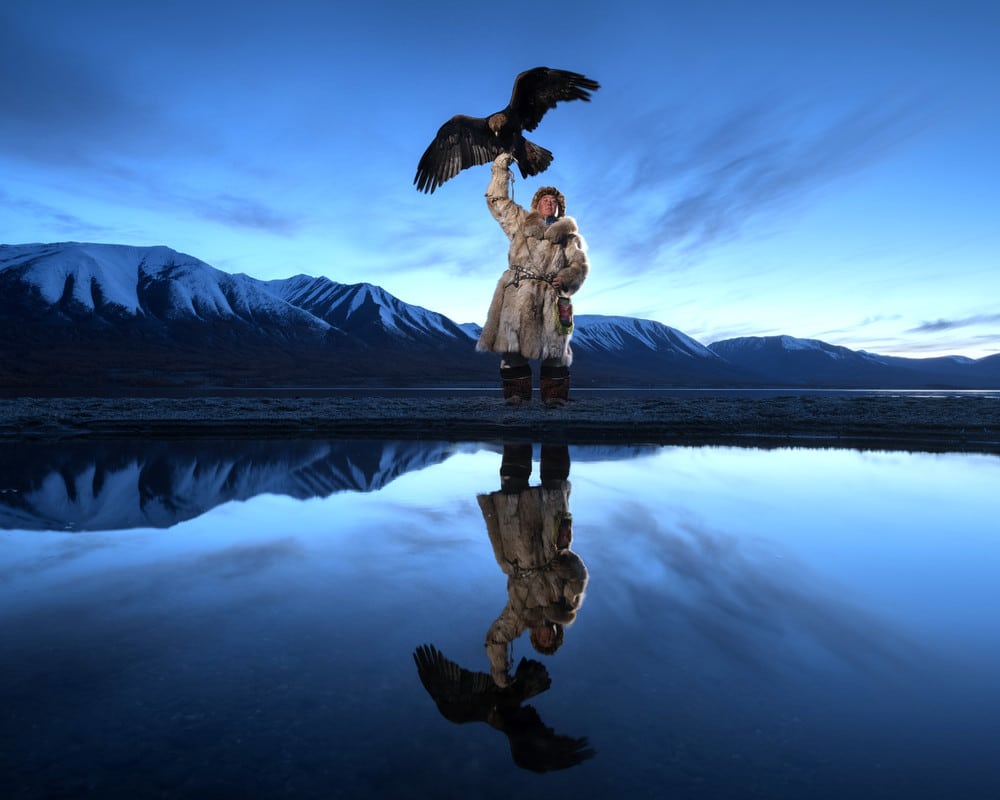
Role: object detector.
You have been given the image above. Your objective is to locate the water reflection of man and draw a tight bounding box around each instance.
[411,442,593,772]
[477,442,588,688]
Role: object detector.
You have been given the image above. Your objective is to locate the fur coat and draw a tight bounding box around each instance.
[478,483,588,687]
[476,161,590,364]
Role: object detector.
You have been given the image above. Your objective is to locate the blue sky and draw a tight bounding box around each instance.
[3,0,998,359]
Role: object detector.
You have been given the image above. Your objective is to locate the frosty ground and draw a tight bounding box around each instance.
[2,394,997,453]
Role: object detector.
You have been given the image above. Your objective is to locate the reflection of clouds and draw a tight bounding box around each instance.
[0,540,309,753]
[611,502,914,675]
[0,533,117,583]
[1,536,306,688]
[111,537,307,608]
[190,537,305,580]
[3,535,306,612]
[378,499,484,555]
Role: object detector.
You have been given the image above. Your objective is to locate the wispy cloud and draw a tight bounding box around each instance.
[908,313,1000,333]
[196,194,304,236]
[700,322,782,345]
[0,12,166,167]
[1,12,296,239]
[1,190,116,238]
[589,93,928,269]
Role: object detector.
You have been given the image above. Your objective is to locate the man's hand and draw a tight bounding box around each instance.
[494,152,514,169]
[491,664,511,688]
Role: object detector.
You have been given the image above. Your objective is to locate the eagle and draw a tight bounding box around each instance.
[413,67,600,194]
[412,643,595,772]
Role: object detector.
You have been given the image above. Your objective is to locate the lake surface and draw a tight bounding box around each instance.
[2,439,999,799]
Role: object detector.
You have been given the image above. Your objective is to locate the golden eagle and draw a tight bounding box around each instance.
[413,67,600,194]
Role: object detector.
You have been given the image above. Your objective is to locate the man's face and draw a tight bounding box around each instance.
[533,625,556,649]
[537,195,559,217]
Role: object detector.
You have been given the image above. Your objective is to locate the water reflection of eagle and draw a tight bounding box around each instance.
[413,644,592,772]
[413,443,593,771]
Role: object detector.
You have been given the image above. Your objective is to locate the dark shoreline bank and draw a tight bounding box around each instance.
[2,394,998,453]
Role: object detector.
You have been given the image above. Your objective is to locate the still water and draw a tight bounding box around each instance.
[2,439,998,799]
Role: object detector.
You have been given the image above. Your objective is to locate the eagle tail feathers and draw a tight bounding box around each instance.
[520,139,554,178]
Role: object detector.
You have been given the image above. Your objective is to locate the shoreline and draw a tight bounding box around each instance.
[2,394,998,453]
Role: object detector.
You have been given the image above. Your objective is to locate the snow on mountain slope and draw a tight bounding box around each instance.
[0,242,331,330]
[774,335,893,364]
[572,314,717,358]
[709,335,896,365]
[267,275,469,341]
[1,242,163,314]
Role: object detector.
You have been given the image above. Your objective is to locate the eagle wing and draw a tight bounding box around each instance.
[413,643,498,724]
[506,67,601,133]
[502,705,597,772]
[413,114,503,194]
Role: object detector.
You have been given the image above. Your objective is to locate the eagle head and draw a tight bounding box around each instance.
[488,113,507,136]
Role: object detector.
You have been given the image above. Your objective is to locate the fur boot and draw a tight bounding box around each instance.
[540,364,570,408]
[501,364,532,405]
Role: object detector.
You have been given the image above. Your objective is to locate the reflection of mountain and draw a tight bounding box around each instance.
[0,439,468,531]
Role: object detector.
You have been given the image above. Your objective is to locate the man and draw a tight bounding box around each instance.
[476,153,590,407]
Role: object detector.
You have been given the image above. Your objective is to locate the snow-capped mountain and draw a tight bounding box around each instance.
[569,314,764,387]
[2,241,998,389]
[267,275,470,344]
[571,315,714,358]
[708,335,1000,388]
[0,242,332,332]
[709,335,890,385]
[0,242,487,388]
[0,438,472,531]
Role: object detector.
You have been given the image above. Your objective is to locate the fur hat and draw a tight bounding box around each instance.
[531,186,566,217]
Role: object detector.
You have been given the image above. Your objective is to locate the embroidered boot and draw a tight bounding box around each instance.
[500,364,532,405]
[540,365,570,408]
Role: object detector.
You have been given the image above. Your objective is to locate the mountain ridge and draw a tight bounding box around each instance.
[2,241,998,389]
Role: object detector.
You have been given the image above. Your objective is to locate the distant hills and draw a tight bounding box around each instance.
[2,242,998,390]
